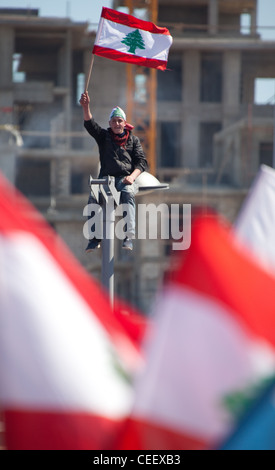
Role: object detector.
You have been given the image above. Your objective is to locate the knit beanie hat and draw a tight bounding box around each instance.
[109,106,126,121]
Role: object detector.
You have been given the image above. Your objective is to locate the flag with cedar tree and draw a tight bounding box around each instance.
[93,7,173,70]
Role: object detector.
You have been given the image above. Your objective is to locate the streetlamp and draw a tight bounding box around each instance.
[89,172,169,307]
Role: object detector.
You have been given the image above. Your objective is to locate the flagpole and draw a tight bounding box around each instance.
[85,54,95,92]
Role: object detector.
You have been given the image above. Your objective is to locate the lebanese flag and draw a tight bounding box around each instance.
[93,7,173,70]
[0,172,145,450]
[117,215,275,450]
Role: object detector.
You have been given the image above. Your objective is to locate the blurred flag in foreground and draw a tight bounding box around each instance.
[93,7,173,70]
[0,172,145,450]
[216,163,275,450]
[234,164,275,275]
[118,214,275,450]
[219,377,275,450]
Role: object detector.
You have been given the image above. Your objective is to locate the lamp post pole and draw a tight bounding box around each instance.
[89,176,120,308]
[89,172,169,307]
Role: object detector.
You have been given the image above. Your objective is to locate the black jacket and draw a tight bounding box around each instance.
[84,118,148,177]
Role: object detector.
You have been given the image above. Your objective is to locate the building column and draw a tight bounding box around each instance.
[0,25,17,184]
[54,30,72,196]
[0,26,14,125]
[208,0,218,35]
[182,50,200,167]
[222,51,241,128]
[250,6,257,36]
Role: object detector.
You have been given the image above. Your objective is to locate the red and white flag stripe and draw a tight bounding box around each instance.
[93,7,173,70]
[117,215,275,450]
[0,172,144,450]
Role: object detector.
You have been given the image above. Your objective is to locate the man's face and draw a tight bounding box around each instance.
[109,117,126,134]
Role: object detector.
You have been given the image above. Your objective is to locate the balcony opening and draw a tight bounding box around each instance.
[160,121,181,167]
[254,78,275,104]
[76,73,85,105]
[16,159,50,196]
[13,53,26,83]
[259,142,273,167]
[200,53,222,102]
[157,55,182,101]
[241,13,251,35]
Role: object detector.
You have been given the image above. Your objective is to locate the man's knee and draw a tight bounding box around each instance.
[120,189,135,204]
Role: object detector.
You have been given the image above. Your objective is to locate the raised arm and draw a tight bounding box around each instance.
[79,91,92,121]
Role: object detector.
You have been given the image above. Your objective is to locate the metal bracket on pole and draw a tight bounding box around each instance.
[89,175,120,307]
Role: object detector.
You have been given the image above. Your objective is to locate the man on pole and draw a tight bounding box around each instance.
[80,91,148,252]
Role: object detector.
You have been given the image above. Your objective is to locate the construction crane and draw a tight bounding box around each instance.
[116,0,158,175]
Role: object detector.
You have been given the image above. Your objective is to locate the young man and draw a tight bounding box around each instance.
[79,91,148,252]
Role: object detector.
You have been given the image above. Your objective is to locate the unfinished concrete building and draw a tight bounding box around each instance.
[0,1,274,313]
[156,0,274,186]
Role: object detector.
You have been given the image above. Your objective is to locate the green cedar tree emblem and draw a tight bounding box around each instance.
[221,374,275,420]
[121,29,146,54]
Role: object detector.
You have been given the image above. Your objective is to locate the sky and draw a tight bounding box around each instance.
[0,0,274,36]
[0,0,113,27]
[1,0,275,102]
